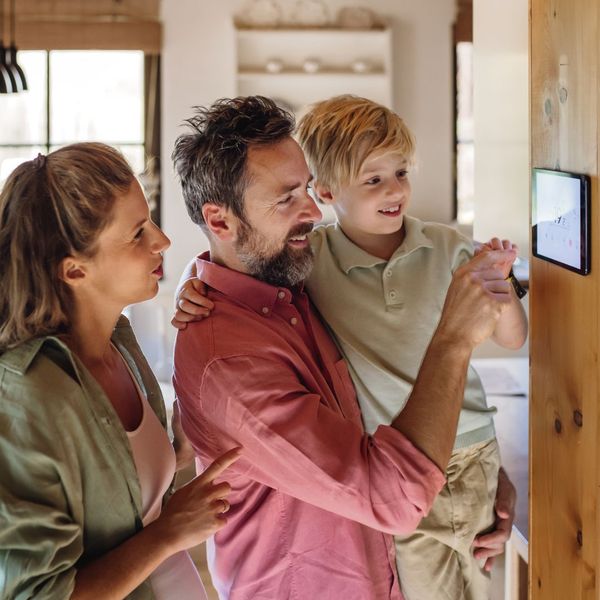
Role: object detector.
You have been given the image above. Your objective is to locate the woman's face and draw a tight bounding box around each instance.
[82,179,170,309]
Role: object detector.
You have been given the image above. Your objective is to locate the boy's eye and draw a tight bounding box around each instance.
[397,170,408,178]
[365,177,381,185]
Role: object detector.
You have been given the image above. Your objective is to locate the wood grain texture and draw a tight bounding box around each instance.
[530,0,599,597]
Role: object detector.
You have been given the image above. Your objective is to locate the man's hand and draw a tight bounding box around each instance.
[171,278,214,330]
[472,467,516,571]
[437,249,517,351]
[474,238,518,279]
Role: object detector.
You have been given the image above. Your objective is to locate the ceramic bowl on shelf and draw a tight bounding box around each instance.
[351,59,372,73]
[302,57,321,73]
[289,0,330,27]
[265,58,284,73]
[237,0,282,28]
[337,6,377,29]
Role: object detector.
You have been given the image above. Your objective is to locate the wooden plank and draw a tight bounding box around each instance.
[16,20,162,53]
[530,0,599,598]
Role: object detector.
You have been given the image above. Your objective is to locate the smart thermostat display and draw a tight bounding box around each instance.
[532,168,591,275]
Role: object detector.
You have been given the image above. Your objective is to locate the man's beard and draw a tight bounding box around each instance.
[235,222,314,288]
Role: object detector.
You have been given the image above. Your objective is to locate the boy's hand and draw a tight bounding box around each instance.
[472,467,516,571]
[474,237,518,279]
[171,278,214,330]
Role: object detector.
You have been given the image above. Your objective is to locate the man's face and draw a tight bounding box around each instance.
[234,137,322,288]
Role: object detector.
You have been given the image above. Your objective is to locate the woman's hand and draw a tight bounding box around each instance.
[151,447,242,553]
[171,278,214,330]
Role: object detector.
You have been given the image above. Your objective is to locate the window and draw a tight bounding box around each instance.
[0,50,145,188]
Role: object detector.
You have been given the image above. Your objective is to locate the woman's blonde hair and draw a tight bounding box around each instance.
[297,95,416,192]
[0,142,135,351]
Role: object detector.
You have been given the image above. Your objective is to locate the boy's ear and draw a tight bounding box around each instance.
[58,256,88,289]
[313,182,335,205]
[202,203,238,241]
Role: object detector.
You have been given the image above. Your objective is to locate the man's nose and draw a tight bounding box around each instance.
[298,191,322,223]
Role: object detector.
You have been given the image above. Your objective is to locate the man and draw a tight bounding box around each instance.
[172,96,515,599]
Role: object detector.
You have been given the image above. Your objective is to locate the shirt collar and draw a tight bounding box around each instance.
[329,215,435,274]
[196,252,294,317]
[0,315,132,376]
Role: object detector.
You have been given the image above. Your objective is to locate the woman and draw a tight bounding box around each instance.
[0,143,239,599]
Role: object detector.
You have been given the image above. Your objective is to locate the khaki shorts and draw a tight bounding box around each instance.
[395,438,501,600]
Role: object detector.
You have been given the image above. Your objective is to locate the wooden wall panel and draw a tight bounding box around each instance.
[530,0,599,597]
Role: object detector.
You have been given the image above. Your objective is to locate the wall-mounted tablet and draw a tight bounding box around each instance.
[532,168,591,275]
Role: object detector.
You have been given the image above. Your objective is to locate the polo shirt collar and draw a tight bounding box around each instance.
[196,252,294,316]
[329,215,435,274]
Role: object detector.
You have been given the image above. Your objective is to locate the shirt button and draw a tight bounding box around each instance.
[290,317,298,326]
[385,270,392,278]
[389,290,397,299]
[277,291,286,300]
[261,307,269,315]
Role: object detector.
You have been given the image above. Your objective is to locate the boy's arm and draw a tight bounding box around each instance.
[474,238,528,349]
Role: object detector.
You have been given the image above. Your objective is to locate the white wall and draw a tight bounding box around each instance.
[471,0,529,359]
[160,0,457,290]
[472,0,529,252]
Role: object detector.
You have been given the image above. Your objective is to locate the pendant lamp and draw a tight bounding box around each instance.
[0,1,14,93]
[6,0,26,91]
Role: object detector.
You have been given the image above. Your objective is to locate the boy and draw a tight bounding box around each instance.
[175,95,526,599]
[295,95,527,599]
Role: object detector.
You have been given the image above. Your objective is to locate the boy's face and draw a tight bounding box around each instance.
[326,150,411,239]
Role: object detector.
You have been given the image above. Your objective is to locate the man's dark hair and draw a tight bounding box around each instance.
[172,96,295,229]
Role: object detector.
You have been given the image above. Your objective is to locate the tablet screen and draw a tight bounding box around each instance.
[532,168,590,275]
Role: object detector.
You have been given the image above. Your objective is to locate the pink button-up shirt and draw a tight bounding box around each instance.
[174,255,446,600]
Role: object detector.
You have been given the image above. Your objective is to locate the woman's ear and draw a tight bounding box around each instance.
[58,256,88,289]
[313,183,335,205]
[202,203,238,241]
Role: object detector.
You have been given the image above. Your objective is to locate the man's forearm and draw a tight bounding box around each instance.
[391,334,471,472]
[491,292,528,349]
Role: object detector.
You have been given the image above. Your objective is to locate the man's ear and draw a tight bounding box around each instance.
[58,256,88,289]
[313,182,335,205]
[202,203,238,241]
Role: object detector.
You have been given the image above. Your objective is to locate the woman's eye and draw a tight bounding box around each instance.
[134,227,144,240]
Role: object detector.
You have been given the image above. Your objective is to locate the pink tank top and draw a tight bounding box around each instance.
[124,357,208,600]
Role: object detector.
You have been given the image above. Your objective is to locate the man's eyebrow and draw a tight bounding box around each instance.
[277,174,314,194]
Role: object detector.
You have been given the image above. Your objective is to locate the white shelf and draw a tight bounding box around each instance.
[234,24,393,112]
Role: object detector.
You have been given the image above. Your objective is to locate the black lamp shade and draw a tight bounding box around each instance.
[6,45,26,91]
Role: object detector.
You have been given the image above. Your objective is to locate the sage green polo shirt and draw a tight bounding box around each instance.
[0,316,167,599]
[307,216,496,450]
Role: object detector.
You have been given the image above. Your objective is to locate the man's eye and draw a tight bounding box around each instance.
[278,196,292,205]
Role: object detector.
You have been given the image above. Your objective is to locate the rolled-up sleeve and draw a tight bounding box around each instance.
[192,354,446,536]
[0,410,82,599]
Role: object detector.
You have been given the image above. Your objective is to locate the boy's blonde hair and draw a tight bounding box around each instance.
[0,142,135,351]
[297,95,416,192]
